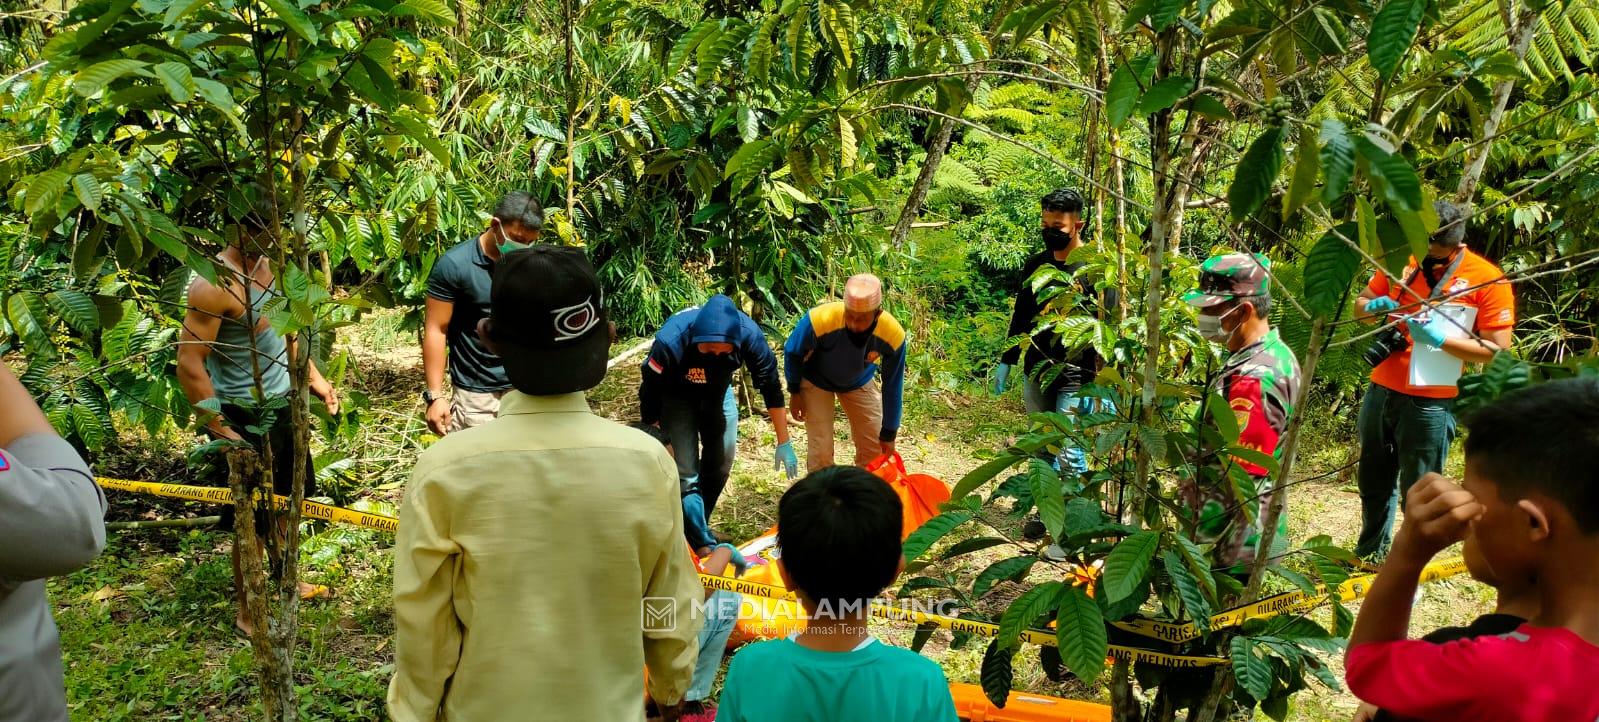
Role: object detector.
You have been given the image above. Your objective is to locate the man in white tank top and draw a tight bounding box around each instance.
[176,208,340,636]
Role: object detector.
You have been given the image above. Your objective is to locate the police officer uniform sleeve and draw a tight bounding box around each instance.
[0,434,106,582]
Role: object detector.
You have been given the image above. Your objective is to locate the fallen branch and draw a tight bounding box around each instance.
[108,516,222,531]
[606,338,654,369]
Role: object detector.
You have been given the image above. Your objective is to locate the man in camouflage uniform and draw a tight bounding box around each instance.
[1181,253,1302,567]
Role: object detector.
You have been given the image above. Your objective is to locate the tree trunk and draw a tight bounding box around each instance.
[1110,656,1140,722]
[1190,668,1234,722]
[1148,684,1177,722]
[1089,8,1128,328]
[1456,0,1538,202]
[563,0,579,225]
[228,448,296,721]
[1132,31,1181,524]
[890,108,962,248]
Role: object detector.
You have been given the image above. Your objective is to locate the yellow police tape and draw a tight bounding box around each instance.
[1108,557,1469,645]
[95,478,399,534]
[701,574,1228,667]
[95,476,1465,668]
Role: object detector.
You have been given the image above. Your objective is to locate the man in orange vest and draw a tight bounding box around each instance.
[1351,200,1515,561]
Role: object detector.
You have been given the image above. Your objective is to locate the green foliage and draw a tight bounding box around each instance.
[1102,530,1160,602]
[998,581,1063,649]
[980,639,1017,707]
[1054,584,1108,682]
[1354,137,1424,212]
[1319,120,1357,205]
[1303,224,1363,320]
[1368,0,1428,79]
[972,555,1038,599]
[902,503,978,562]
[1229,126,1286,221]
[1106,56,1156,128]
[1230,637,1273,701]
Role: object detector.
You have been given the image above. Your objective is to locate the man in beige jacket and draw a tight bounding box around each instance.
[389,246,700,721]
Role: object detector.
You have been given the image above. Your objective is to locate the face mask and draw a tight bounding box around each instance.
[496,223,532,255]
[1042,227,1073,252]
[1198,304,1242,342]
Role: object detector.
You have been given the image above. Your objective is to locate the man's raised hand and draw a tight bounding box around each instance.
[1393,473,1483,562]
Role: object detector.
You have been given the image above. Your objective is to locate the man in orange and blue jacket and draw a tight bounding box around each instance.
[783,274,908,472]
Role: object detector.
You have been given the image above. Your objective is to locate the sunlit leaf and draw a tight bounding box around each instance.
[260,0,318,43]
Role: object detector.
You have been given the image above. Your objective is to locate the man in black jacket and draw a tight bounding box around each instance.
[994,189,1116,556]
[995,188,1116,454]
[641,294,794,553]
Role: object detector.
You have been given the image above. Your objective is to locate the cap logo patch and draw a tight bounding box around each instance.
[552,296,600,341]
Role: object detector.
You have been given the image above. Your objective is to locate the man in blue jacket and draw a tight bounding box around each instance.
[641,294,795,552]
[785,274,908,473]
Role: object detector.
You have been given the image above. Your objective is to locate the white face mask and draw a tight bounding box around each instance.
[1198,304,1243,342]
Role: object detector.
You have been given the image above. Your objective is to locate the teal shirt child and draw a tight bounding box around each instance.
[715,637,957,722]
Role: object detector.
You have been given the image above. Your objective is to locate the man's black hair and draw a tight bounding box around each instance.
[777,466,902,615]
[628,422,672,450]
[1244,294,1272,320]
[1464,377,1599,534]
[493,190,545,230]
[1431,200,1468,248]
[1041,188,1085,215]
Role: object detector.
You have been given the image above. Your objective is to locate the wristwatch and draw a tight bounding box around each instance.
[422,390,441,405]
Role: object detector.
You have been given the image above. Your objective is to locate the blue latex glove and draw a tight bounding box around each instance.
[1365,296,1399,314]
[714,543,750,576]
[1407,315,1449,349]
[774,441,799,480]
[993,363,1013,395]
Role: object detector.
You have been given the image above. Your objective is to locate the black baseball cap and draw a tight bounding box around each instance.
[487,245,610,395]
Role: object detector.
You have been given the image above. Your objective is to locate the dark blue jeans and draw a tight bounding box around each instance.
[660,387,738,550]
[1354,383,1457,559]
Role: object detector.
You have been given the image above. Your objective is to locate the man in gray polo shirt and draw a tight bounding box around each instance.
[0,363,107,721]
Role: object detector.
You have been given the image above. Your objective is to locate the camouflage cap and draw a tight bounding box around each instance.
[1182,252,1271,308]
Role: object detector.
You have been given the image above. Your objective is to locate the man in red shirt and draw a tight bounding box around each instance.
[1345,378,1599,721]
[1351,201,1514,560]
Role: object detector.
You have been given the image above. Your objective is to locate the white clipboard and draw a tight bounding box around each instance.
[1408,304,1477,388]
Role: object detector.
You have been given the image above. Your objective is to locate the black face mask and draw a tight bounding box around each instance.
[1042,227,1072,252]
[1421,252,1451,279]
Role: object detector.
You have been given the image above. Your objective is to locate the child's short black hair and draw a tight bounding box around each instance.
[777,466,903,614]
[1464,378,1599,534]
[629,422,672,450]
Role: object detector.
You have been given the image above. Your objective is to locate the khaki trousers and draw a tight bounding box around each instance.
[449,388,505,433]
[799,379,883,472]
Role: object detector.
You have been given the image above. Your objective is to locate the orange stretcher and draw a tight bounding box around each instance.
[727,453,951,644]
[950,683,1112,722]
